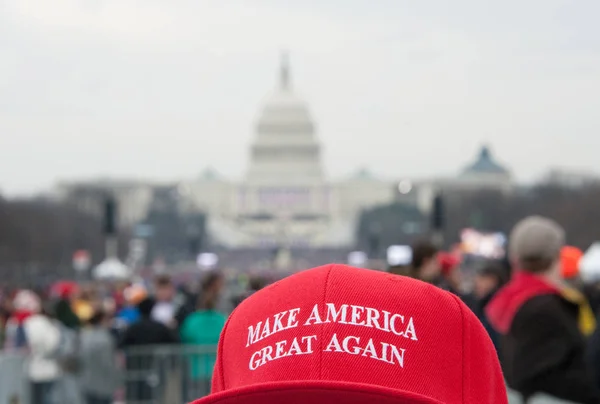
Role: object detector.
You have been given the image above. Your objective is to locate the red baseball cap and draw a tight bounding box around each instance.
[193,264,507,404]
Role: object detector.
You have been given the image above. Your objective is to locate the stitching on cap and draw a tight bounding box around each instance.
[449,293,466,404]
[318,264,335,380]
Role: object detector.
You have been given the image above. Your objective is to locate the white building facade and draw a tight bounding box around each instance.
[54,55,516,248]
[185,54,394,247]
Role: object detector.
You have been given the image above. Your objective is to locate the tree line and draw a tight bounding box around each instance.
[1,183,600,283]
[356,184,600,255]
[0,197,127,285]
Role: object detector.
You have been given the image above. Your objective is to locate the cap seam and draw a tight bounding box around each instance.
[319,264,335,380]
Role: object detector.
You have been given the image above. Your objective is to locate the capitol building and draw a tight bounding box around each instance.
[178,53,397,247]
[55,54,513,249]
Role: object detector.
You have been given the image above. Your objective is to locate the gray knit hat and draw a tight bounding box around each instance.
[509,216,565,262]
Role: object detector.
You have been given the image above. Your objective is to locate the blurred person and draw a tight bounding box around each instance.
[192,264,507,404]
[3,289,39,350]
[151,275,177,328]
[119,297,177,402]
[232,275,267,308]
[438,252,476,308]
[119,297,178,348]
[79,310,121,404]
[174,282,199,327]
[473,261,507,355]
[50,304,86,404]
[0,293,11,347]
[409,240,446,288]
[181,272,227,389]
[562,246,584,282]
[21,296,62,404]
[72,287,96,323]
[486,216,599,403]
[113,283,147,332]
[438,252,461,291]
[54,285,81,330]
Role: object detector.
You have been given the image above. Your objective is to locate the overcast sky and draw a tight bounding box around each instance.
[1,0,599,196]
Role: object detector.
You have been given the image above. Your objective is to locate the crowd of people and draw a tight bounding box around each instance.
[396,216,600,403]
[0,270,264,404]
[2,214,600,403]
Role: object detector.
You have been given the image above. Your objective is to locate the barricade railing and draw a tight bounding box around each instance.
[121,344,217,404]
[0,345,217,404]
[0,347,585,404]
[0,352,29,404]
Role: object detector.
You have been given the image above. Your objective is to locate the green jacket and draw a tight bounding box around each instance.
[180,310,226,379]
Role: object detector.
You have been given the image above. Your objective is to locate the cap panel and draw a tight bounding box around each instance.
[209,265,508,404]
[214,265,331,391]
[321,266,463,402]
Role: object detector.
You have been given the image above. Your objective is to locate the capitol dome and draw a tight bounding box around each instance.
[246,52,324,185]
[461,145,509,176]
[256,52,315,133]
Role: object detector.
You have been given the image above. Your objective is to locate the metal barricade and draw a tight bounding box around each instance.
[0,346,583,404]
[0,352,30,404]
[121,345,217,404]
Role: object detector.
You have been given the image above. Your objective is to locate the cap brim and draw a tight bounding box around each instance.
[191,380,444,404]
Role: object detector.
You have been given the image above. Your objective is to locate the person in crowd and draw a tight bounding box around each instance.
[113,283,147,334]
[409,240,447,289]
[72,287,95,324]
[181,273,226,381]
[473,261,506,355]
[21,295,62,404]
[192,264,507,403]
[232,275,267,308]
[175,282,200,328]
[119,297,178,402]
[120,297,177,347]
[0,293,10,347]
[151,275,177,328]
[79,309,121,404]
[3,289,39,350]
[437,252,464,292]
[486,215,600,403]
[50,301,86,404]
[562,245,584,283]
[55,289,81,330]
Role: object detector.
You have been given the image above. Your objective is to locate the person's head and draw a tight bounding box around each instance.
[202,272,224,294]
[123,284,148,307]
[410,240,440,282]
[198,272,224,311]
[137,297,156,318]
[88,309,107,328]
[154,275,174,302]
[193,264,507,404]
[438,252,461,290]
[509,216,565,277]
[248,276,267,292]
[560,245,583,280]
[474,261,507,299]
[12,290,41,314]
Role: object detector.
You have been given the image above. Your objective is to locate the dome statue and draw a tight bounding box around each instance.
[256,51,315,133]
